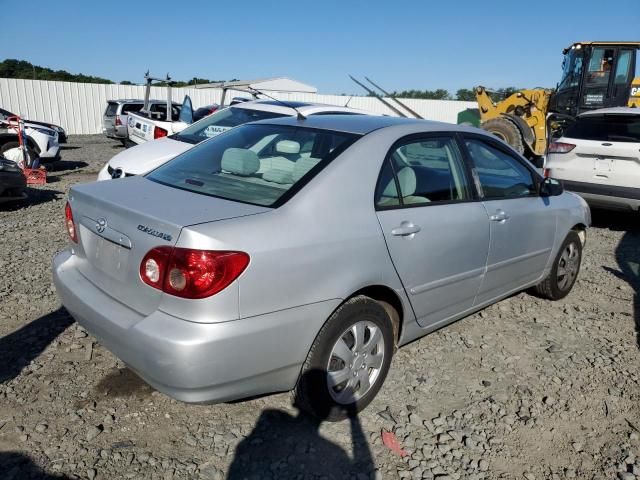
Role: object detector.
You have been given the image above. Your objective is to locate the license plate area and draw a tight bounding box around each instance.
[594,158,612,173]
[80,225,130,282]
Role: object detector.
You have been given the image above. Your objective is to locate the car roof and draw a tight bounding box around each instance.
[231,99,376,116]
[108,99,178,104]
[578,107,640,117]
[252,114,453,135]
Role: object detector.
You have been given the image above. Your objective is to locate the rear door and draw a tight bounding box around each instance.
[559,114,640,189]
[375,134,490,328]
[127,112,156,144]
[103,102,118,135]
[462,135,556,304]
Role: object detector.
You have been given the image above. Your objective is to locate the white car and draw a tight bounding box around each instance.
[545,107,640,211]
[98,101,376,181]
[0,120,60,162]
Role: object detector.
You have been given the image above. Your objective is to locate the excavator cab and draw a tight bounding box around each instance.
[550,42,640,117]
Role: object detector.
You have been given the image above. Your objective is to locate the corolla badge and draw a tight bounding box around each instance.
[95,217,107,233]
[137,224,172,242]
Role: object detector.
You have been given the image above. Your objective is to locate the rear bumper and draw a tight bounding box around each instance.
[562,180,640,211]
[0,171,26,194]
[52,249,338,403]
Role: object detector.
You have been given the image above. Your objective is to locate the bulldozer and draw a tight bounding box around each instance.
[476,41,640,158]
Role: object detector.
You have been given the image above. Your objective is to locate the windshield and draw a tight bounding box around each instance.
[564,115,640,142]
[558,48,584,90]
[148,124,360,207]
[174,107,288,144]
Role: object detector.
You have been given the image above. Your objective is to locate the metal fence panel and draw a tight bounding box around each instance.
[0,78,476,134]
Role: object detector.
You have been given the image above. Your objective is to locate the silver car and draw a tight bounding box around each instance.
[53,115,590,420]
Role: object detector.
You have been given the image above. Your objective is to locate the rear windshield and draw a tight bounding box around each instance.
[147,124,359,207]
[121,104,143,115]
[564,115,640,142]
[105,102,119,116]
[175,107,288,144]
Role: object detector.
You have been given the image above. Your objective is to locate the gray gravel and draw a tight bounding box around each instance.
[1,135,639,479]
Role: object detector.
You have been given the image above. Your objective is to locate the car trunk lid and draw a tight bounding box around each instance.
[68,177,270,315]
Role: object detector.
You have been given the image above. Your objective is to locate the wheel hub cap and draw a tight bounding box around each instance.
[326,320,385,405]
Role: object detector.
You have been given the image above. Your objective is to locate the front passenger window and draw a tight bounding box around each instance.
[376,136,471,208]
[465,139,536,199]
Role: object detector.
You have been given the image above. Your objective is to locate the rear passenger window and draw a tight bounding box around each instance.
[465,139,536,199]
[376,136,471,208]
[121,104,143,114]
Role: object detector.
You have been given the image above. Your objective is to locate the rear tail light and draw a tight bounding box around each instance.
[548,142,576,154]
[140,247,249,299]
[154,126,168,139]
[64,201,77,243]
[115,115,122,126]
[543,168,551,178]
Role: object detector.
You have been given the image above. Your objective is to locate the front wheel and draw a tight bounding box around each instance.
[294,296,395,421]
[534,231,582,300]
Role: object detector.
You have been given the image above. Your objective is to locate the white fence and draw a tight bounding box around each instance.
[0,78,476,135]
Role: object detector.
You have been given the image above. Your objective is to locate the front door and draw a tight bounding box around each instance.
[375,134,490,328]
[462,135,557,304]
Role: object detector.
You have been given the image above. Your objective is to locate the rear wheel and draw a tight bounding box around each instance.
[293,296,395,421]
[534,231,582,300]
[481,117,525,154]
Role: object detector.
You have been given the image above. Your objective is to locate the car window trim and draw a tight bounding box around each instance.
[375,132,480,212]
[457,132,543,200]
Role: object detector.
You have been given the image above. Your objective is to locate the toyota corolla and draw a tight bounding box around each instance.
[53,115,590,419]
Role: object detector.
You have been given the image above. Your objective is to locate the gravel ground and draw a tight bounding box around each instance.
[1,135,639,480]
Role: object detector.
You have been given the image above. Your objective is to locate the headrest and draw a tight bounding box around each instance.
[276,140,300,155]
[221,148,259,176]
[383,166,416,197]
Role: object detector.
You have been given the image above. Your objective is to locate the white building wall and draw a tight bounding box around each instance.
[0,78,476,135]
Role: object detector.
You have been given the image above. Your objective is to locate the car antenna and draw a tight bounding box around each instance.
[344,95,353,107]
[247,87,307,120]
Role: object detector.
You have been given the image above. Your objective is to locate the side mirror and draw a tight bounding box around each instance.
[539,177,564,197]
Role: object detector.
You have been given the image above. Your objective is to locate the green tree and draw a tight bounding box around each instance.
[455,88,476,101]
[0,59,114,83]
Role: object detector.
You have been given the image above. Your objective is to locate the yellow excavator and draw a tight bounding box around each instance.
[476,41,640,158]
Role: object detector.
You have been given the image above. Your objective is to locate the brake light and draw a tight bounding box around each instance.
[115,115,122,126]
[140,247,249,299]
[64,201,77,243]
[548,142,576,154]
[543,168,551,178]
[154,126,168,139]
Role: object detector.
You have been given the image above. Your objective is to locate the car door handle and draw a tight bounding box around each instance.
[391,223,421,236]
[489,210,509,222]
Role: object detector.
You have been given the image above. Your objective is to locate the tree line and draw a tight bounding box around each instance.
[371,87,522,101]
[0,59,230,87]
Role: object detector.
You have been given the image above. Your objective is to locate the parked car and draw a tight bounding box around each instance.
[193,104,219,122]
[97,100,374,180]
[0,117,60,162]
[102,99,179,145]
[0,107,67,143]
[545,107,640,211]
[125,99,185,147]
[54,115,589,420]
[0,155,26,202]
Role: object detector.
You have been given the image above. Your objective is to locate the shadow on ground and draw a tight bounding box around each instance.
[0,452,72,479]
[0,187,63,211]
[45,160,88,172]
[227,370,375,480]
[0,308,73,383]
[593,208,640,349]
[95,367,154,400]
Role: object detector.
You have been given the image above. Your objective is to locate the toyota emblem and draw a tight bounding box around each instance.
[96,217,107,233]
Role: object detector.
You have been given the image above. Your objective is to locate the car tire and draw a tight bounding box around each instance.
[293,295,395,421]
[534,231,582,300]
[1,141,37,164]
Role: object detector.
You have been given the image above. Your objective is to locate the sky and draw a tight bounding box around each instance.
[1,0,639,95]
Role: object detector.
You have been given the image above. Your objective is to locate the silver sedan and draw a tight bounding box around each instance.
[53,115,590,420]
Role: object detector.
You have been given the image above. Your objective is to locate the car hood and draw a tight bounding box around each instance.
[108,137,193,175]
